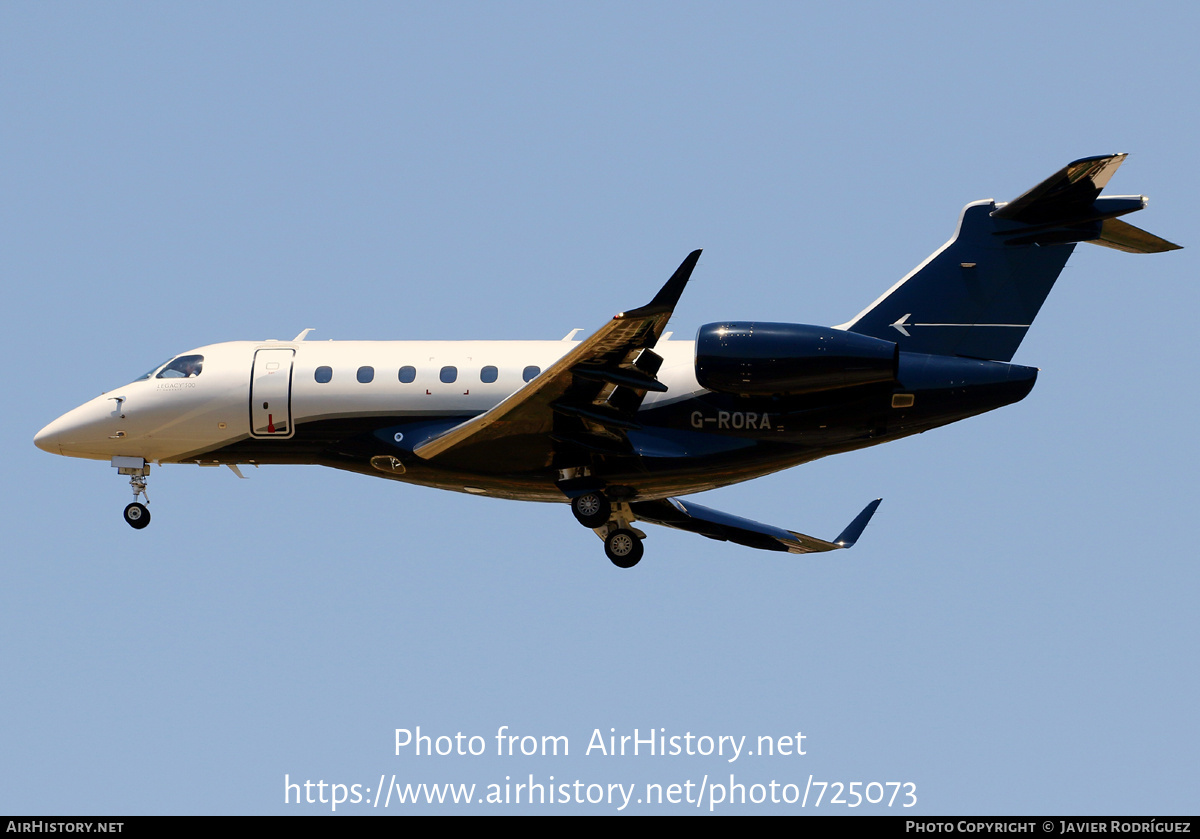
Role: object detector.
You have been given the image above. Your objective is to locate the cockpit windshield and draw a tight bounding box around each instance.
[135,359,173,381]
[133,354,205,381]
[156,355,204,378]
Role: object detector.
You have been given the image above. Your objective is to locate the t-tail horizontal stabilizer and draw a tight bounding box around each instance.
[629,497,881,554]
[991,154,1181,253]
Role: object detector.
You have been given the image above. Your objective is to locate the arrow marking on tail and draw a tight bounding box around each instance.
[890,313,1031,337]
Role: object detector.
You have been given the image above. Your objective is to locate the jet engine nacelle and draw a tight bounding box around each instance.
[695,322,899,397]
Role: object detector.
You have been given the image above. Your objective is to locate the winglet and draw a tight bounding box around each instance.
[833,498,882,548]
[625,249,702,317]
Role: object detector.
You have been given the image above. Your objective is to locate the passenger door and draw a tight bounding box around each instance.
[250,348,295,438]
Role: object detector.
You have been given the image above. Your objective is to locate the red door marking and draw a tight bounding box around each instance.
[267,414,275,434]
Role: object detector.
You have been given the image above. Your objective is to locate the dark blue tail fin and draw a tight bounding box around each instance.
[840,154,1180,362]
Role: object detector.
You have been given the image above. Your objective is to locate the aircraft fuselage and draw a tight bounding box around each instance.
[36,335,1035,502]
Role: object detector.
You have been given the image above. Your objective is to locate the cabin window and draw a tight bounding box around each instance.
[522,365,540,382]
[480,365,498,383]
[357,366,375,384]
[156,355,204,379]
[314,366,333,383]
[398,366,416,383]
[440,366,458,384]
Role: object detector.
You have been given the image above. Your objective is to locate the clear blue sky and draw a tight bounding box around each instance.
[3,2,1197,814]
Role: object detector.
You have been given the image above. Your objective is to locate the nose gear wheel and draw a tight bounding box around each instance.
[123,502,150,529]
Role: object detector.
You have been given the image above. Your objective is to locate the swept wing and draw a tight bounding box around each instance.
[630,497,882,554]
[414,250,702,463]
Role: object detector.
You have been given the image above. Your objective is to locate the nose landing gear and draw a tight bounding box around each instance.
[113,456,151,530]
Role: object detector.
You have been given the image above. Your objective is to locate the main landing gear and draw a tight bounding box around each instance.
[568,490,645,568]
[113,457,151,530]
[603,527,644,568]
[570,491,611,528]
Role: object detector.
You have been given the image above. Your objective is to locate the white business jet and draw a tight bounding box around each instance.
[35,155,1178,567]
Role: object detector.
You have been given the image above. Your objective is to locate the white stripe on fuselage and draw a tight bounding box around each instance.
[285,337,701,424]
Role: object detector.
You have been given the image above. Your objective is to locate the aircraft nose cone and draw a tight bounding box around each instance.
[34,400,115,457]
[34,419,63,454]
